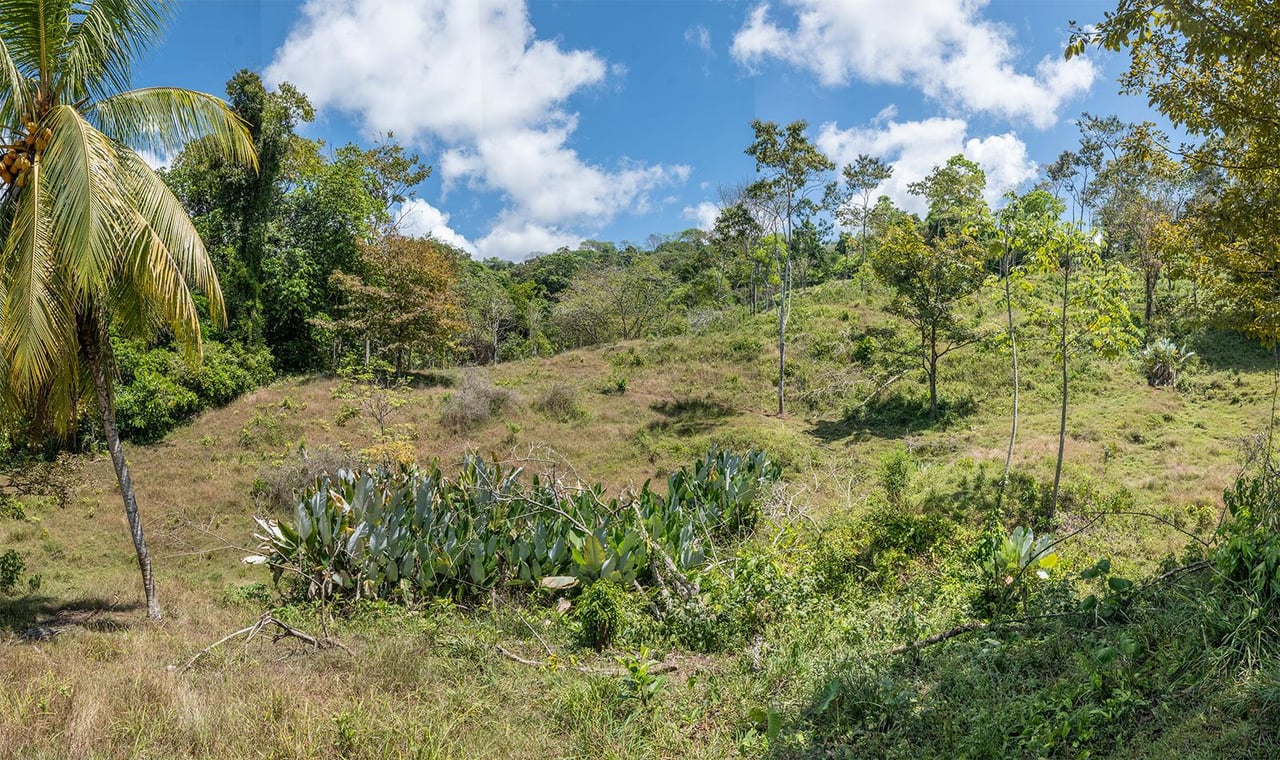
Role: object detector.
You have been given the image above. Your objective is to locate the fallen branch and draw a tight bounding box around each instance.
[174,612,350,672]
[887,621,988,655]
[1147,559,1213,586]
[495,644,677,676]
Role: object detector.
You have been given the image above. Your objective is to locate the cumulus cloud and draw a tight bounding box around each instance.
[396,198,475,252]
[732,0,1096,129]
[474,214,582,261]
[816,116,1037,215]
[267,0,686,259]
[682,201,721,232]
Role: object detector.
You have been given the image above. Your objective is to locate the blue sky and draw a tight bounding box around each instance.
[133,0,1159,260]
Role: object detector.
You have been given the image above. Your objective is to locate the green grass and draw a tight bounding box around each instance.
[1,277,1277,757]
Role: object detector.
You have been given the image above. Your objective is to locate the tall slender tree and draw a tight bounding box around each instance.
[0,0,256,619]
[827,154,893,277]
[744,120,833,416]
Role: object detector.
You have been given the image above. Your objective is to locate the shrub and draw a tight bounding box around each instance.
[879,446,914,507]
[0,549,24,595]
[535,383,586,422]
[1217,463,1280,606]
[1140,338,1195,387]
[575,580,628,650]
[114,338,274,442]
[439,372,516,432]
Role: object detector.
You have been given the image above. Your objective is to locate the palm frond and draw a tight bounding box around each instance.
[117,145,224,330]
[0,156,76,393]
[113,205,200,353]
[60,0,170,104]
[0,0,71,85]
[41,103,123,297]
[0,31,36,129]
[89,86,256,170]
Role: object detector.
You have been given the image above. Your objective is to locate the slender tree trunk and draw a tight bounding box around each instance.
[998,247,1019,522]
[777,254,789,416]
[1144,257,1157,327]
[82,312,161,621]
[363,334,370,368]
[927,323,939,417]
[1050,264,1070,522]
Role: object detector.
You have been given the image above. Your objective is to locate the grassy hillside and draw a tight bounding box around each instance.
[2,279,1277,758]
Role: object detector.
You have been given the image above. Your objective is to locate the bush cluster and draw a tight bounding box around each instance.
[114,339,274,441]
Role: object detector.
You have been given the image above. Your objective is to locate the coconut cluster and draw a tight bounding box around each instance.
[1,121,51,189]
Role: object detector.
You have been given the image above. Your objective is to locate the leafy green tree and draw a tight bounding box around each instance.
[263,139,430,372]
[459,265,517,365]
[330,234,460,371]
[0,0,255,618]
[1028,225,1138,520]
[550,261,673,349]
[1089,121,1192,328]
[986,190,1064,518]
[711,202,765,312]
[828,154,893,277]
[871,156,990,417]
[872,221,986,417]
[744,119,834,415]
[165,71,312,341]
[1072,2,1280,342]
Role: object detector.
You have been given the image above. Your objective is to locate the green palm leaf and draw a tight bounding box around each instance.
[60,0,169,103]
[91,86,256,169]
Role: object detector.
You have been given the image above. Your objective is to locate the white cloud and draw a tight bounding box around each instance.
[266,0,686,260]
[732,0,1096,129]
[396,198,474,252]
[682,201,721,232]
[685,24,712,52]
[135,148,170,171]
[816,117,1037,215]
[474,214,582,261]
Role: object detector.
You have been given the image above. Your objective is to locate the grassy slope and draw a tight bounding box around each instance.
[0,278,1273,758]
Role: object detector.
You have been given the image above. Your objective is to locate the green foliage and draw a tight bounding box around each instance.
[1217,462,1280,606]
[616,645,666,705]
[114,338,274,442]
[575,580,629,650]
[878,446,914,507]
[0,549,24,595]
[252,448,781,603]
[1140,338,1195,387]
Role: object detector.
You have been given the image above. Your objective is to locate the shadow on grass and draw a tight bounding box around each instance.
[808,391,977,443]
[1185,327,1274,372]
[400,370,455,389]
[0,595,143,636]
[648,397,736,436]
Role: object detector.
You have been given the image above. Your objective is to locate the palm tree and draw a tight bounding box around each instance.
[0,0,256,620]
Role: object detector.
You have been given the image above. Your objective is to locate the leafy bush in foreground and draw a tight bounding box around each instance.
[252,448,780,602]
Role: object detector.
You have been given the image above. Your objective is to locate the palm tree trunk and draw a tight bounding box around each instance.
[81,312,161,620]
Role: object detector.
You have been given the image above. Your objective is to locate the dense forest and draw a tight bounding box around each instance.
[3,1,1280,758]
